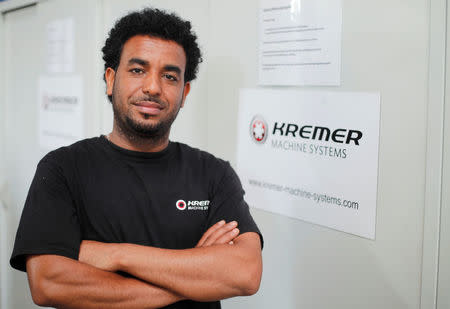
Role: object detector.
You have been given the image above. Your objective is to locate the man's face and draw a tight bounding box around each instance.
[105,35,190,138]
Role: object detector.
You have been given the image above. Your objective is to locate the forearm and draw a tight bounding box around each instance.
[26,255,184,309]
[116,233,262,301]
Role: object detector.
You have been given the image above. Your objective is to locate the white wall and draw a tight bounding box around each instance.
[436,2,450,305]
[2,4,41,308]
[1,0,103,308]
[0,0,445,308]
[0,9,6,309]
[207,1,430,308]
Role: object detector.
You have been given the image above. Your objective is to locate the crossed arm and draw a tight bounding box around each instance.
[26,220,263,308]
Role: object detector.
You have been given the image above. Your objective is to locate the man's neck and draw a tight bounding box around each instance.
[107,124,170,153]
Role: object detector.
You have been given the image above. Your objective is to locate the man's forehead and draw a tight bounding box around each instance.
[120,35,186,65]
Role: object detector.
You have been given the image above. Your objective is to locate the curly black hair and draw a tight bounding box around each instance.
[102,8,202,97]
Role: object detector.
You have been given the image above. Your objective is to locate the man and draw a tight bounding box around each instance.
[10,8,263,309]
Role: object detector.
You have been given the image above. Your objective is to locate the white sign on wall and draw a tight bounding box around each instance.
[46,18,75,74]
[259,0,342,86]
[236,89,380,239]
[38,75,84,149]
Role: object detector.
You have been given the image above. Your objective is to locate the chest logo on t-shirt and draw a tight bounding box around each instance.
[176,199,210,211]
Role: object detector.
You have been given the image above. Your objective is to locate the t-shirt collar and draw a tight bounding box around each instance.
[100,134,176,161]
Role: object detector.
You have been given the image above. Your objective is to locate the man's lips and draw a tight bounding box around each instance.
[132,101,163,115]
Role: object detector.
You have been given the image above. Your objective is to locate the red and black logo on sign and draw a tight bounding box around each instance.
[249,115,268,144]
[176,200,187,210]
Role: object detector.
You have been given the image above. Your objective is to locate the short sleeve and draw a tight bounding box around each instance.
[206,162,264,249]
[10,152,81,272]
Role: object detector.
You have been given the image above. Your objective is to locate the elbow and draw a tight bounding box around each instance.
[26,256,58,307]
[28,275,53,307]
[241,283,260,296]
[31,290,50,307]
[241,270,261,296]
[238,260,262,296]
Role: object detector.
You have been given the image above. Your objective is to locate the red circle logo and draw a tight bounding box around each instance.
[176,200,186,210]
[249,115,268,144]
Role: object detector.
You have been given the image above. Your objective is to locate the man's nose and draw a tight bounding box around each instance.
[142,72,162,95]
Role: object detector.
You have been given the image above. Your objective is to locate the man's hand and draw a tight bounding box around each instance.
[79,240,120,272]
[196,220,240,247]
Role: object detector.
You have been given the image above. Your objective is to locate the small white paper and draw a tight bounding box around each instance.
[259,0,342,86]
[46,18,75,73]
[236,89,380,239]
[38,75,84,149]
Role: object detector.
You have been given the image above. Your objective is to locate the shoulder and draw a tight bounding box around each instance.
[173,142,231,172]
[42,137,102,159]
[173,142,239,187]
[38,136,103,172]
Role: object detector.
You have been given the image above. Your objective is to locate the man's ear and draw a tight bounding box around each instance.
[181,82,191,108]
[105,68,116,96]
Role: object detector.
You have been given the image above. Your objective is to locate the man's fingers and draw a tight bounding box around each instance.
[196,220,225,247]
[214,228,240,245]
[203,221,238,246]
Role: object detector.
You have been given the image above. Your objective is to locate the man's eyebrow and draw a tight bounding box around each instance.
[163,65,182,75]
[127,58,149,66]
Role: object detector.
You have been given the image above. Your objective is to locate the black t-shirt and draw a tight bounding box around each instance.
[10,135,263,309]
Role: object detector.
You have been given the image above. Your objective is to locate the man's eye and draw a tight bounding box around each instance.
[130,68,144,74]
[164,74,177,81]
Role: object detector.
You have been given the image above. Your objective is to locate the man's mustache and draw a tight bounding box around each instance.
[131,95,166,107]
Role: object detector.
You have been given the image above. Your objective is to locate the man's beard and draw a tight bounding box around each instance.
[111,95,181,141]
